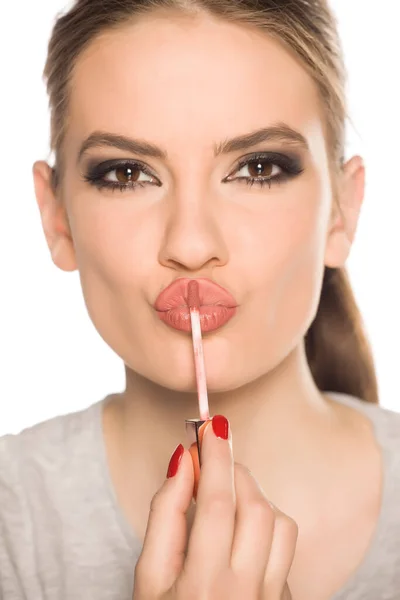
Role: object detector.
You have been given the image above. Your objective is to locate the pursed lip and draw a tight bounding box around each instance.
[154,277,238,333]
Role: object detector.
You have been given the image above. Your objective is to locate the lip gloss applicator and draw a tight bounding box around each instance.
[185,280,212,498]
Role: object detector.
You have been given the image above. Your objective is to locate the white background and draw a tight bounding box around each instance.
[0,1,399,435]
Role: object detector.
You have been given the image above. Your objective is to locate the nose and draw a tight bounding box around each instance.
[158,191,229,273]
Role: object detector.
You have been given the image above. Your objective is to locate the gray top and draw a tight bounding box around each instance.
[0,392,399,599]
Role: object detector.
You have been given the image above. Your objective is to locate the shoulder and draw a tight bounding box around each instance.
[328,392,400,513]
[329,392,400,516]
[0,399,106,572]
[328,392,400,441]
[0,399,104,508]
[328,394,400,597]
[1,398,100,461]
[0,399,134,596]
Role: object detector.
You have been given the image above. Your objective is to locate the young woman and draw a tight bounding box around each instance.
[1,1,399,599]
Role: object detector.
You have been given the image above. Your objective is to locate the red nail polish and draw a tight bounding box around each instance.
[212,415,229,440]
[167,444,184,478]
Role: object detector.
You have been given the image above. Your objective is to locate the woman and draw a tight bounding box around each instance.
[1,0,399,598]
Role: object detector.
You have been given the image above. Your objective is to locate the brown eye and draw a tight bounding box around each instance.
[223,152,304,190]
[84,159,160,192]
[245,160,275,178]
[114,165,141,184]
[102,163,155,186]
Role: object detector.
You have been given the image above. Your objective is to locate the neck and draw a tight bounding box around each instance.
[106,343,340,505]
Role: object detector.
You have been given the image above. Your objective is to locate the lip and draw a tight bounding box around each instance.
[154,278,238,333]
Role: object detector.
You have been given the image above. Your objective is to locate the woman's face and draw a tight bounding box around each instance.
[36,13,363,392]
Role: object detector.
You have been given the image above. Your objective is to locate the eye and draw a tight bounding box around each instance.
[235,159,281,180]
[83,160,160,192]
[104,164,153,185]
[224,152,304,189]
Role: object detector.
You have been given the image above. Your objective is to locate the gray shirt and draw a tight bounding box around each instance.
[0,392,399,599]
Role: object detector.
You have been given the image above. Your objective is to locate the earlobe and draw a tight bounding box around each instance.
[324,156,365,269]
[32,161,77,272]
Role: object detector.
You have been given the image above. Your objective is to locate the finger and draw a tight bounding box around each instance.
[185,415,235,579]
[188,419,212,500]
[262,506,298,597]
[281,582,293,600]
[230,463,275,590]
[134,446,194,597]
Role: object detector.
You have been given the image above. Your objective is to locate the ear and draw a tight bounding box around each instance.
[32,161,77,272]
[324,155,365,269]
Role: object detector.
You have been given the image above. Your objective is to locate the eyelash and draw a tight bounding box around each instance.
[82,152,304,193]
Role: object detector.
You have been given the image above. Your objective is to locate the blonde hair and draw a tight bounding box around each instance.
[43,0,378,403]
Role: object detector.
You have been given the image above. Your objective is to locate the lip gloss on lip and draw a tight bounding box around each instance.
[184,280,212,499]
[154,277,238,333]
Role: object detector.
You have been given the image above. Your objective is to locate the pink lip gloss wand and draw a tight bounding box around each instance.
[185,280,212,498]
[188,280,210,422]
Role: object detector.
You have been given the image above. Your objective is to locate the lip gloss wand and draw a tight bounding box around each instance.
[185,280,212,498]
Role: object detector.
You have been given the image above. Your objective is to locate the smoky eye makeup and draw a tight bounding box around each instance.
[81,157,160,190]
[224,150,305,188]
[80,149,306,194]
[83,157,157,178]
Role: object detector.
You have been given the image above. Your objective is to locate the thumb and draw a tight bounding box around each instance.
[134,445,194,596]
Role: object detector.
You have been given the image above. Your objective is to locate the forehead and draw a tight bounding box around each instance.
[68,13,324,152]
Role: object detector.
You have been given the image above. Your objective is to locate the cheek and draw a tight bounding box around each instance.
[65,196,164,360]
[200,193,330,390]
[234,187,330,342]
[68,194,161,286]
[266,241,325,349]
[234,182,330,293]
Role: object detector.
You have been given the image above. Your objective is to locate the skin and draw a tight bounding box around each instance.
[33,12,383,599]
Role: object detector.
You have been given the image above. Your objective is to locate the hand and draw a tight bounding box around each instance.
[133,415,298,599]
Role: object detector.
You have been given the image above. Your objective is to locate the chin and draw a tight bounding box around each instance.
[142,367,253,395]
[132,342,265,395]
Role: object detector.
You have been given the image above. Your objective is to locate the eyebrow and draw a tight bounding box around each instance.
[77,123,309,164]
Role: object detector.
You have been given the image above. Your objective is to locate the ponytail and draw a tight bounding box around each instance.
[305,267,379,404]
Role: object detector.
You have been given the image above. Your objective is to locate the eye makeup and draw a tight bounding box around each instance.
[82,158,160,192]
[81,149,305,193]
[224,151,304,189]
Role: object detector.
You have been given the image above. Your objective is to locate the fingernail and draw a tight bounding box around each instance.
[167,443,184,478]
[212,415,229,440]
